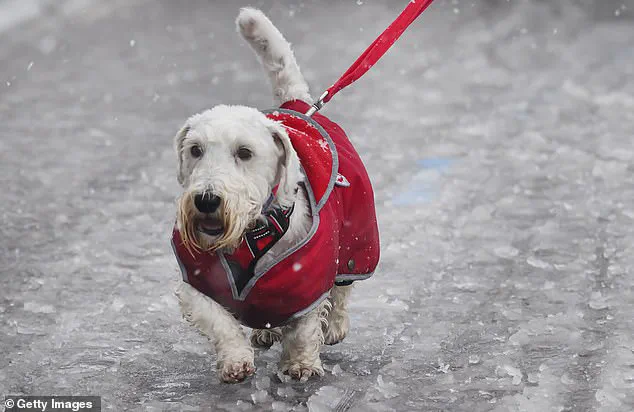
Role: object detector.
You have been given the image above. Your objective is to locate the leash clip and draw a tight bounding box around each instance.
[306,91,329,117]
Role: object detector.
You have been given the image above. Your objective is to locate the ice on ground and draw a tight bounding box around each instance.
[497,364,523,385]
[1,0,633,410]
[307,386,347,412]
[494,245,519,259]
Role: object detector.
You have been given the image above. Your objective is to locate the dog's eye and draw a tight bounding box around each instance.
[236,147,253,161]
[190,145,203,158]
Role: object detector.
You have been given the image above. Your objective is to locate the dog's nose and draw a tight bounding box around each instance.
[194,192,221,214]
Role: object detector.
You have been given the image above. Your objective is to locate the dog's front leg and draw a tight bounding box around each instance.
[280,303,326,381]
[176,283,255,383]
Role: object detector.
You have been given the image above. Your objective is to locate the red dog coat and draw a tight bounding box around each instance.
[172,100,380,329]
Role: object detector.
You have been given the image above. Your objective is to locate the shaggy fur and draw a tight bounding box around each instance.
[174,8,352,383]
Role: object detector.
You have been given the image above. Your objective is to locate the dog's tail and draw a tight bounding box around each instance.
[236,8,312,105]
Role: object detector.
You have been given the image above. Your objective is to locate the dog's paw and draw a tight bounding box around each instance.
[250,328,282,348]
[323,312,349,345]
[217,358,255,383]
[281,360,324,382]
[217,348,255,383]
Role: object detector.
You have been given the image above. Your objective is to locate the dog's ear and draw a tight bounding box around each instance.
[174,124,191,185]
[267,122,300,209]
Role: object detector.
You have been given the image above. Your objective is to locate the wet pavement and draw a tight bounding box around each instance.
[1,0,633,410]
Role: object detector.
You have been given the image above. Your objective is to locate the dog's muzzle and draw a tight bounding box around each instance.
[194,192,223,236]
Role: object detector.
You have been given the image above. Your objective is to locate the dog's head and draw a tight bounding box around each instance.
[174,105,300,252]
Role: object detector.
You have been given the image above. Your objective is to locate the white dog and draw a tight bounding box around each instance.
[172,8,379,383]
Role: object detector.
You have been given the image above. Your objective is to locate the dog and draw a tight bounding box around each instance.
[172,8,380,383]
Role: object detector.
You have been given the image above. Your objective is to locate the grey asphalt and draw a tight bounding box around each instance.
[1,0,633,411]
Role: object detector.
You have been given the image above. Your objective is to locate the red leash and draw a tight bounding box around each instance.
[307,0,436,116]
